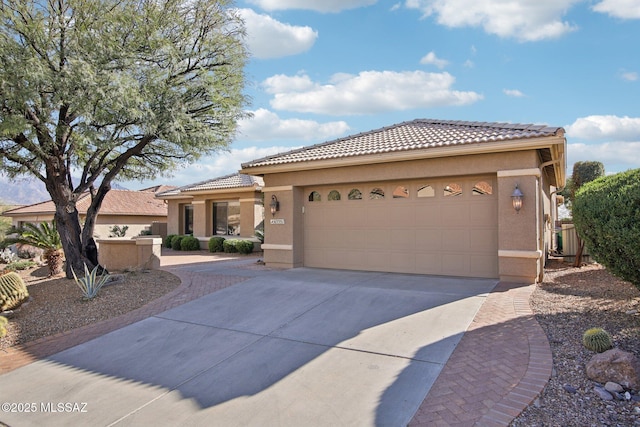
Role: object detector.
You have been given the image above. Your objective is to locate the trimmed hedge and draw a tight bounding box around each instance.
[223,239,238,253]
[236,240,254,255]
[171,235,185,251]
[164,234,176,248]
[222,239,254,254]
[208,236,225,253]
[573,168,640,288]
[181,236,201,251]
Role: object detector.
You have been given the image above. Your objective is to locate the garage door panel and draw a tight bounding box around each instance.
[415,229,442,250]
[390,229,416,250]
[304,176,497,278]
[442,253,469,276]
[441,229,469,252]
[415,205,441,226]
[470,229,498,252]
[469,202,497,226]
[441,204,469,223]
[415,253,442,275]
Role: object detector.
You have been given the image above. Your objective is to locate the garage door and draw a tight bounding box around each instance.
[303,176,498,278]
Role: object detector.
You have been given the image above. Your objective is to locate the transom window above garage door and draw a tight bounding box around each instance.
[305,177,495,203]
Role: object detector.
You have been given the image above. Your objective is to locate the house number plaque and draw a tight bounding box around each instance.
[270,219,285,225]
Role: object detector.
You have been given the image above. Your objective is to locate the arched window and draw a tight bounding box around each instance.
[393,185,409,198]
[417,185,435,198]
[308,191,321,202]
[443,183,462,197]
[472,181,493,196]
[369,188,385,200]
[348,189,362,200]
[328,190,341,201]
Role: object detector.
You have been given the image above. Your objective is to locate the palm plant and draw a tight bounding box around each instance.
[8,222,63,276]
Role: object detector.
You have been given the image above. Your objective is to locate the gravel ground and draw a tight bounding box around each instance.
[0,265,180,350]
[512,260,640,427]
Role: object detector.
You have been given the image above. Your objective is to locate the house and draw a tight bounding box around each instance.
[240,119,566,283]
[3,186,171,238]
[155,173,264,247]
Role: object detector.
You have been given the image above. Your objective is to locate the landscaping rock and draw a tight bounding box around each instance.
[594,386,614,401]
[586,348,640,390]
[605,381,624,393]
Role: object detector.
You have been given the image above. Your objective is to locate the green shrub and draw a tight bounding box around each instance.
[236,240,254,254]
[164,234,177,248]
[223,239,238,253]
[0,272,29,311]
[208,236,225,253]
[72,263,111,300]
[181,236,201,251]
[171,235,185,251]
[583,328,613,353]
[573,169,640,288]
[3,260,37,272]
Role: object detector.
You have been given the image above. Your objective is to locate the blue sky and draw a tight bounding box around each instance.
[124,0,640,189]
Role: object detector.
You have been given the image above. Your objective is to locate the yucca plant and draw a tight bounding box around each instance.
[8,222,63,276]
[72,263,111,300]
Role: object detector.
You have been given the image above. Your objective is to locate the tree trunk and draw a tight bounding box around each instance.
[54,203,90,278]
[573,236,585,268]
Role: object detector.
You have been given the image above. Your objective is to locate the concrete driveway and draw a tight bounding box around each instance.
[0,259,497,426]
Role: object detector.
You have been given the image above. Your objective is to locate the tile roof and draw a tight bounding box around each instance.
[155,173,263,197]
[4,189,168,217]
[242,119,564,169]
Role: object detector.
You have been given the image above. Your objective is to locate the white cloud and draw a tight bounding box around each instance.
[565,115,640,141]
[592,0,640,19]
[405,0,580,41]
[621,71,638,81]
[503,89,525,97]
[237,108,350,141]
[239,9,318,59]
[568,141,640,173]
[420,51,449,69]
[248,0,377,13]
[263,70,483,115]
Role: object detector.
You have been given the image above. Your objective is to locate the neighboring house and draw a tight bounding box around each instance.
[3,186,171,238]
[155,173,264,245]
[241,119,567,284]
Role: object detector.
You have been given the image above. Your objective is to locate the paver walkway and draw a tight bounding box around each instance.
[0,253,552,426]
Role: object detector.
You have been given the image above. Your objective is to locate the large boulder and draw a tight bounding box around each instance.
[586,348,640,390]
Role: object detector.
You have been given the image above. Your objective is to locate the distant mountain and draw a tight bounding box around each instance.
[0,175,129,206]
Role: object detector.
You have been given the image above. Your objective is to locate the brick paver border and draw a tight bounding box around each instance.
[409,282,552,426]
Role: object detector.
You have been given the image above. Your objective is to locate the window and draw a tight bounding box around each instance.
[443,183,462,197]
[472,181,493,195]
[213,201,240,235]
[393,185,409,199]
[184,205,193,235]
[308,191,321,202]
[417,185,435,198]
[369,188,385,200]
[328,190,341,201]
[348,189,362,200]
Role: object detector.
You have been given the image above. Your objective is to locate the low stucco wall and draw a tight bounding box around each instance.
[97,238,162,271]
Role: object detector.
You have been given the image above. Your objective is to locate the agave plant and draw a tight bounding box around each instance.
[8,222,63,276]
[71,263,111,299]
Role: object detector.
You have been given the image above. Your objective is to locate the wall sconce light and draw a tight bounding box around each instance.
[270,195,280,216]
[511,185,524,213]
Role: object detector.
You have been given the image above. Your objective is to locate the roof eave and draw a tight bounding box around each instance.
[241,135,567,176]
